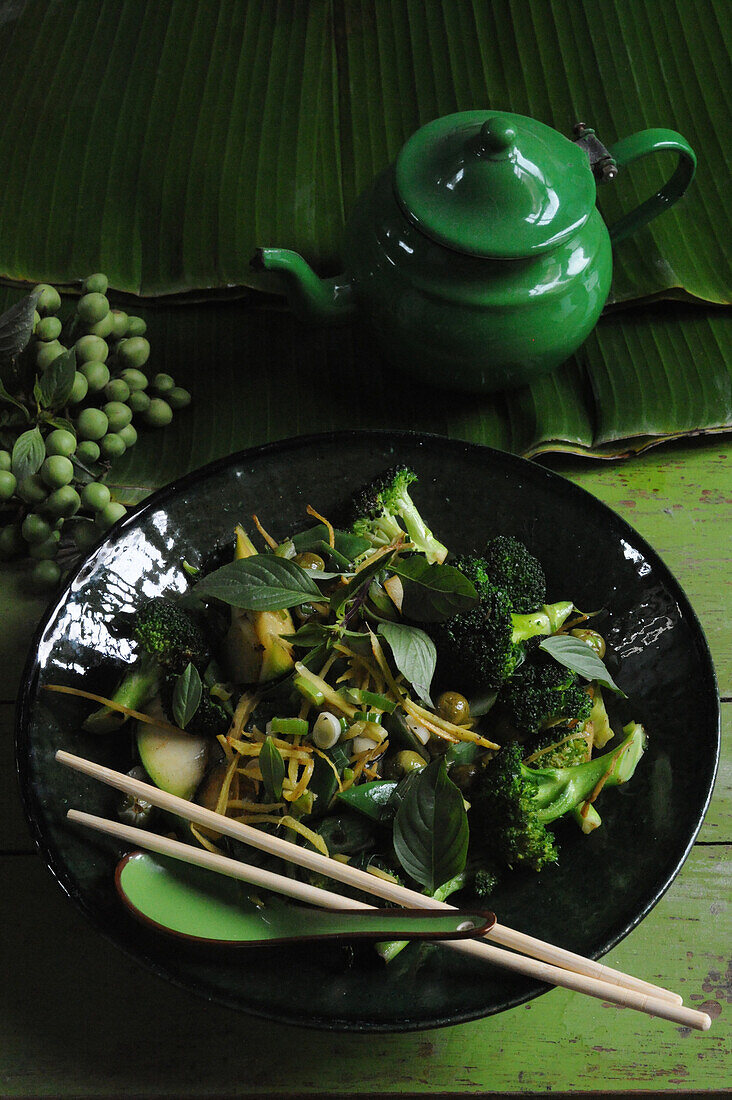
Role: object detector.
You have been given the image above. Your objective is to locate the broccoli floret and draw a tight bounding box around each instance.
[350,465,448,564]
[472,866,499,900]
[524,726,593,768]
[471,743,559,872]
[482,535,546,613]
[83,599,212,734]
[433,556,574,695]
[133,598,210,673]
[435,582,515,693]
[471,722,646,871]
[499,657,594,737]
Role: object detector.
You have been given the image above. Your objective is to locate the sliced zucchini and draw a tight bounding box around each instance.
[136,701,209,800]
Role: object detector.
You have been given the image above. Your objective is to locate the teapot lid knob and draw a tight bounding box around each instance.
[395,110,596,258]
[476,118,516,155]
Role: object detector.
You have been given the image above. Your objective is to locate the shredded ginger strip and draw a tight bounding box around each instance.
[306,504,335,548]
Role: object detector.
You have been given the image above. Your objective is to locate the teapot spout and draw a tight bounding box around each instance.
[252,248,355,324]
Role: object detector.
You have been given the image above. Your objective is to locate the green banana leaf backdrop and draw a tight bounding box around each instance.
[0,0,729,486]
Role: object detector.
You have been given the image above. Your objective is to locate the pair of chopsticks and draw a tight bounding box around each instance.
[56,750,711,1030]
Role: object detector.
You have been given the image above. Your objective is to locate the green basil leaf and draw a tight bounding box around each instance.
[36,346,76,410]
[283,622,333,648]
[196,555,323,610]
[377,621,436,707]
[11,425,45,483]
[0,292,38,379]
[539,634,627,697]
[392,558,478,622]
[445,742,481,768]
[172,662,202,729]
[329,549,395,620]
[314,812,375,856]
[293,524,371,561]
[47,416,76,434]
[260,736,285,800]
[393,759,468,893]
[337,779,399,823]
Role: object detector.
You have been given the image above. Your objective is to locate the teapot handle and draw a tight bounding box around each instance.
[605,129,696,244]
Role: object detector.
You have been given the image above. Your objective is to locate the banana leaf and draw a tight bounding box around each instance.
[0,0,728,304]
[96,301,732,499]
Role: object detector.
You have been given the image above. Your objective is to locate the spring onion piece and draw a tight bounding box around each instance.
[268,717,309,737]
[344,688,397,713]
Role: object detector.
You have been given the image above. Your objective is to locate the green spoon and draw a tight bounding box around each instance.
[116,851,494,946]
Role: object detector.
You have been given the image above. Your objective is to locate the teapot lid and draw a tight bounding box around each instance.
[394,110,596,258]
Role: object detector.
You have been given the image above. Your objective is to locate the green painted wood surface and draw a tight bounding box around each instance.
[0,848,728,1096]
[2,438,729,1096]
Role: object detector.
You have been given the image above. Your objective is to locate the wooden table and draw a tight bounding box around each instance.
[1,437,729,1097]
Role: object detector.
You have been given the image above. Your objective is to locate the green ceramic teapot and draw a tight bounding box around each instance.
[255,111,695,393]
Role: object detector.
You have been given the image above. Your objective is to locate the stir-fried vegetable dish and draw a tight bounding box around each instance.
[65,466,647,951]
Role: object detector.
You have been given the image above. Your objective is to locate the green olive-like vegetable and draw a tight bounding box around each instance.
[394,749,427,774]
[570,628,606,659]
[118,336,150,369]
[30,559,62,589]
[74,335,109,364]
[44,485,81,518]
[436,691,471,726]
[127,390,150,414]
[104,378,131,403]
[16,475,48,505]
[167,386,191,410]
[119,368,148,392]
[41,455,74,489]
[45,429,76,457]
[33,284,62,315]
[151,371,174,394]
[0,450,11,471]
[100,433,127,459]
[293,552,325,572]
[102,401,133,432]
[35,315,62,341]
[142,398,172,427]
[36,340,65,372]
[82,273,108,295]
[0,470,17,501]
[77,292,109,325]
[21,512,53,545]
[76,407,109,441]
[125,316,147,337]
[109,310,128,339]
[68,371,89,405]
[80,360,110,393]
[95,501,127,530]
[118,423,137,448]
[87,312,115,339]
[75,440,100,464]
[80,481,111,512]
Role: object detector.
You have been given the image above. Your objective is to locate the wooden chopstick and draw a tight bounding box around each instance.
[54,748,679,1003]
[67,807,710,1033]
[70,808,390,913]
[56,750,710,1030]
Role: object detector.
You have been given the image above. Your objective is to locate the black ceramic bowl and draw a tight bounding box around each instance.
[16,431,719,1031]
